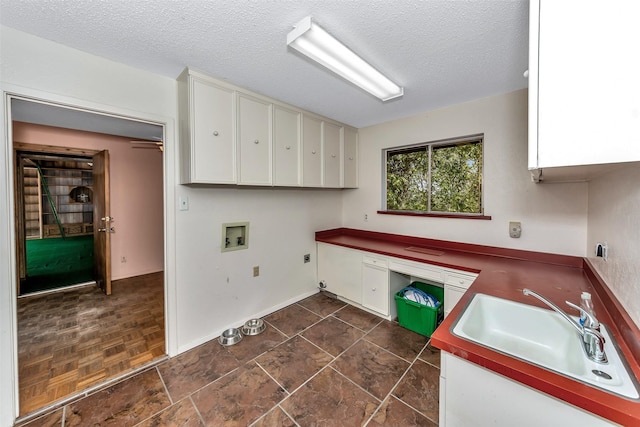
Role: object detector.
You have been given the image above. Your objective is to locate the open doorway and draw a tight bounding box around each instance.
[16,149,97,295]
[10,98,167,418]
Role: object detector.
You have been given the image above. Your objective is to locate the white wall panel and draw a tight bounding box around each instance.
[587,164,640,328]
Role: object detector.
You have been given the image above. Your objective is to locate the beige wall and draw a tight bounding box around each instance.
[587,163,640,327]
[343,89,589,256]
[13,122,164,280]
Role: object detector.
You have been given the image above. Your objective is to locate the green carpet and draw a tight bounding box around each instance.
[23,235,94,294]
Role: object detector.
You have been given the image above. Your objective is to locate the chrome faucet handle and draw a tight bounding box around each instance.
[583,326,607,363]
[565,300,600,330]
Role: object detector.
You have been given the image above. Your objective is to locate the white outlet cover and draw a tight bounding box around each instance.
[509,221,521,238]
[179,196,189,211]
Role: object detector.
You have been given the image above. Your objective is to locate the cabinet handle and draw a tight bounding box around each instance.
[312,150,316,154]
[254,139,260,144]
[285,145,291,150]
[213,131,219,136]
[459,280,465,285]
[331,154,336,158]
[349,157,353,160]
[372,287,376,291]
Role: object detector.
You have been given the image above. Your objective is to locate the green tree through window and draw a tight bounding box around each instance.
[385,136,483,214]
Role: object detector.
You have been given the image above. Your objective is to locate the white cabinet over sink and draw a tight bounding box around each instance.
[178,67,358,188]
[528,0,640,182]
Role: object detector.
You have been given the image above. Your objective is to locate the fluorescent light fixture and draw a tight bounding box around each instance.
[287,16,403,101]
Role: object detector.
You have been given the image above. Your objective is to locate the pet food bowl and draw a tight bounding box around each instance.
[218,327,243,346]
[242,318,266,336]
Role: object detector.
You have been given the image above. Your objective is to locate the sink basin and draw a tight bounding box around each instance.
[452,293,640,399]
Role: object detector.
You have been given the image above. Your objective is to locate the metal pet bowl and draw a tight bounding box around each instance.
[218,327,243,346]
[242,318,266,336]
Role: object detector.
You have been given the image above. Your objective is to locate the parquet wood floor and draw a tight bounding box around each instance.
[17,272,165,416]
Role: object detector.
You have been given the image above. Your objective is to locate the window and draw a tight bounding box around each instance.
[384,135,483,215]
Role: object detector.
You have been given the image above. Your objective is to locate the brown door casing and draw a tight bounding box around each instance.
[93,150,112,295]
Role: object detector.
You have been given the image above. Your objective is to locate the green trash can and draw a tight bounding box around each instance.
[394,281,444,337]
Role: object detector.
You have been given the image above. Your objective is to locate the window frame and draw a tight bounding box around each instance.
[381,134,487,218]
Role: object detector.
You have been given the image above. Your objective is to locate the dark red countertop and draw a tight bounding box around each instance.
[316,228,640,425]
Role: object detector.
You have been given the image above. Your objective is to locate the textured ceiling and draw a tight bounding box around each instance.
[0,0,529,129]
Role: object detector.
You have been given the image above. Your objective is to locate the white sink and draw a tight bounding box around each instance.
[452,293,640,399]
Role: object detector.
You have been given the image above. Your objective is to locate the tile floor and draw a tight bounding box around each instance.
[17,292,440,426]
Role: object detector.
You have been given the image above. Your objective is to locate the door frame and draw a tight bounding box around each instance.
[1,90,178,422]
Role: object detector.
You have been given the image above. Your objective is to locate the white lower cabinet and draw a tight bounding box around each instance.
[362,256,390,316]
[440,353,617,426]
[317,243,362,304]
[443,270,477,317]
[317,242,475,320]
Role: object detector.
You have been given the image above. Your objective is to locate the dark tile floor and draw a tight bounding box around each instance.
[17,292,440,426]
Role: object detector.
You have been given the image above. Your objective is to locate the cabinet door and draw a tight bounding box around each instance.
[317,243,362,304]
[444,270,476,317]
[302,115,322,187]
[322,122,342,188]
[444,285,466,318]
[442,353,618,426]
[237,93,272,185]
[191,78,236,183]
[531,0,640,169]
[343,127,358,188]
[273,105,301,186]
[362,261,389,316]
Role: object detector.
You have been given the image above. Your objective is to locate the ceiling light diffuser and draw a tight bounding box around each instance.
[287,16,403,101]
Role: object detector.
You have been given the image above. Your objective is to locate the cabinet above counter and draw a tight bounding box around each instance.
[177,67,358,188]
[528,0,640,183]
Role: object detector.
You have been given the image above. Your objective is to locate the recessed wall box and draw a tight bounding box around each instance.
[221,222,249,252]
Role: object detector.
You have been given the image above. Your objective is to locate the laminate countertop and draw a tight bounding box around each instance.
[315,228,640,426]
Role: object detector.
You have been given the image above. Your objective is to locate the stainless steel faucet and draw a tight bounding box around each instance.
[523,288,607,363]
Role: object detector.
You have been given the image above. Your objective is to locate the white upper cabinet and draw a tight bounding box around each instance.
[529,0,640,174]
[322,122,342,188]
[178,68,357,188]
[302,114,322,187]
[237,93,272,185]
[178,70,236,184]
[343,127,358,188]
[273,105,302,187]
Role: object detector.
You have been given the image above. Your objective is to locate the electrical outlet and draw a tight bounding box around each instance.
[595,242,608,260]
[304,254,311,263]
[120,256,127,263]
[253,266,259,277]
[364,213,368,222]
[509,221,521,238]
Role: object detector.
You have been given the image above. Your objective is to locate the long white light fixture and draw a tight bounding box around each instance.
[287,16,403,101]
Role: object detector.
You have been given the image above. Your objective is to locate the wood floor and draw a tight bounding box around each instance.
[17,272,165,416]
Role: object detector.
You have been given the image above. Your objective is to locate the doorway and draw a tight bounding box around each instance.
[16,149,98,295]
[10,98,167,418]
